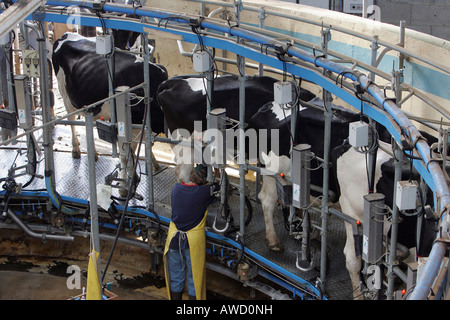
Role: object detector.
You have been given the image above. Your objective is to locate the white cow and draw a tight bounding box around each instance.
[336,140,392,299]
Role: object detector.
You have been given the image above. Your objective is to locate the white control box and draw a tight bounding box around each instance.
[96,35,112,55]
[193,51,212,73]
[349,121,369,148]
[274,81,293,105]
[396,180,418,211]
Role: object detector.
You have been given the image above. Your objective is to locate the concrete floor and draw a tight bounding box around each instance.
[0,270,164,300]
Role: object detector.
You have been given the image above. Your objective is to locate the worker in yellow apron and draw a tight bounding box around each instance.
[163,165,219,300]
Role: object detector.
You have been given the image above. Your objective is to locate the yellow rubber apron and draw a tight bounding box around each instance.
[163,211,207,300]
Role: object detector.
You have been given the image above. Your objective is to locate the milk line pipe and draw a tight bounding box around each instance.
[188,0,450,76]
[10,1,450,123]
[43,6,450,124]
[10,0,450,299]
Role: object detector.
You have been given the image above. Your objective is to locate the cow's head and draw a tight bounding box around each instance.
[260,151,291,178]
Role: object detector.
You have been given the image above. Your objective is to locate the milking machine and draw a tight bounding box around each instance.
[1,0,449,300]
[0,26,44,199]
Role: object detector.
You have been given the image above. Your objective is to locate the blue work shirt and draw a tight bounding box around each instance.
[169,182,219,250]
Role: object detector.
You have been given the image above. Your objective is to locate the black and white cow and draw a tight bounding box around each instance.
[157,75,360,252]
[52,32,168,195]
[249,98,361,251]
[158,73,441,299]
[157,74,315,184]
[333,138,440,299]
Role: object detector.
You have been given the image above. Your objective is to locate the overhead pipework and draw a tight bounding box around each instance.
[0,0,448,300]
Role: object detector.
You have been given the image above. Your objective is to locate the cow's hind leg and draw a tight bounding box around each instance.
[258,176,283,252]
[70,115,81,159]
[343,222,364,299]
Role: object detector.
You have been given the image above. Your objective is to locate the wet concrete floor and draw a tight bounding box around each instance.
[0,229,265,300]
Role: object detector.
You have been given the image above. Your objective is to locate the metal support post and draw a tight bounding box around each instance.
[36,31,56,193]
[105,37,118,158]
[85,111,102,282]
[142,28,154,210]
[254,6,266,200]
[288,82,298,231]
[238,54,246,239]
[234,0,246,241]
[362,0,368,18]
[257,7,266,77]
[206,68,214,182]
[319,27,332,293]
[386,141,404,299]
[394,21,405,107]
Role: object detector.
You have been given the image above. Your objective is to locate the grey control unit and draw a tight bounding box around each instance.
[292,144,311,209]
[362,193,385,264]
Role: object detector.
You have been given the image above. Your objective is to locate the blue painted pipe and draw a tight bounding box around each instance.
[9,0,448,299]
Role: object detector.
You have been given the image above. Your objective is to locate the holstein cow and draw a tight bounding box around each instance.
[157,74,314,184]
[249,98,361,251]
[333,139,439,299]
[52,32,168,196]
[157,75,361,252]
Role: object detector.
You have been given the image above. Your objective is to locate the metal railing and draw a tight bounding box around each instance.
[1,0,448,300]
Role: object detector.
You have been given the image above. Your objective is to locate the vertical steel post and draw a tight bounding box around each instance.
[106,39,118,158]
[37,34,56,191]
[206,67,214,182]
[319,27,331,293]
[394,21,405,107]
[258,7,266,77]
[289,81,298,232]
[362,0,368,18]
[142,26,154,210]
[387,24,406,297]
[85,111,102,281]
[234,0,246,239]
[386,115,405,299]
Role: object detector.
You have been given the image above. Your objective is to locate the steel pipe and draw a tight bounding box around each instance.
[8,0,449,299]
[6,209,74,242]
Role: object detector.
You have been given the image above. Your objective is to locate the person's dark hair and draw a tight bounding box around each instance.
[191,170,207,185]
[190,164,207,185]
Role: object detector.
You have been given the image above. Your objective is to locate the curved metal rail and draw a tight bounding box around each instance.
[1,0,449,299]
[0,190,324,299]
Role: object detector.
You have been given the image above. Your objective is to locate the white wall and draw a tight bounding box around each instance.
[277,0,329,9]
